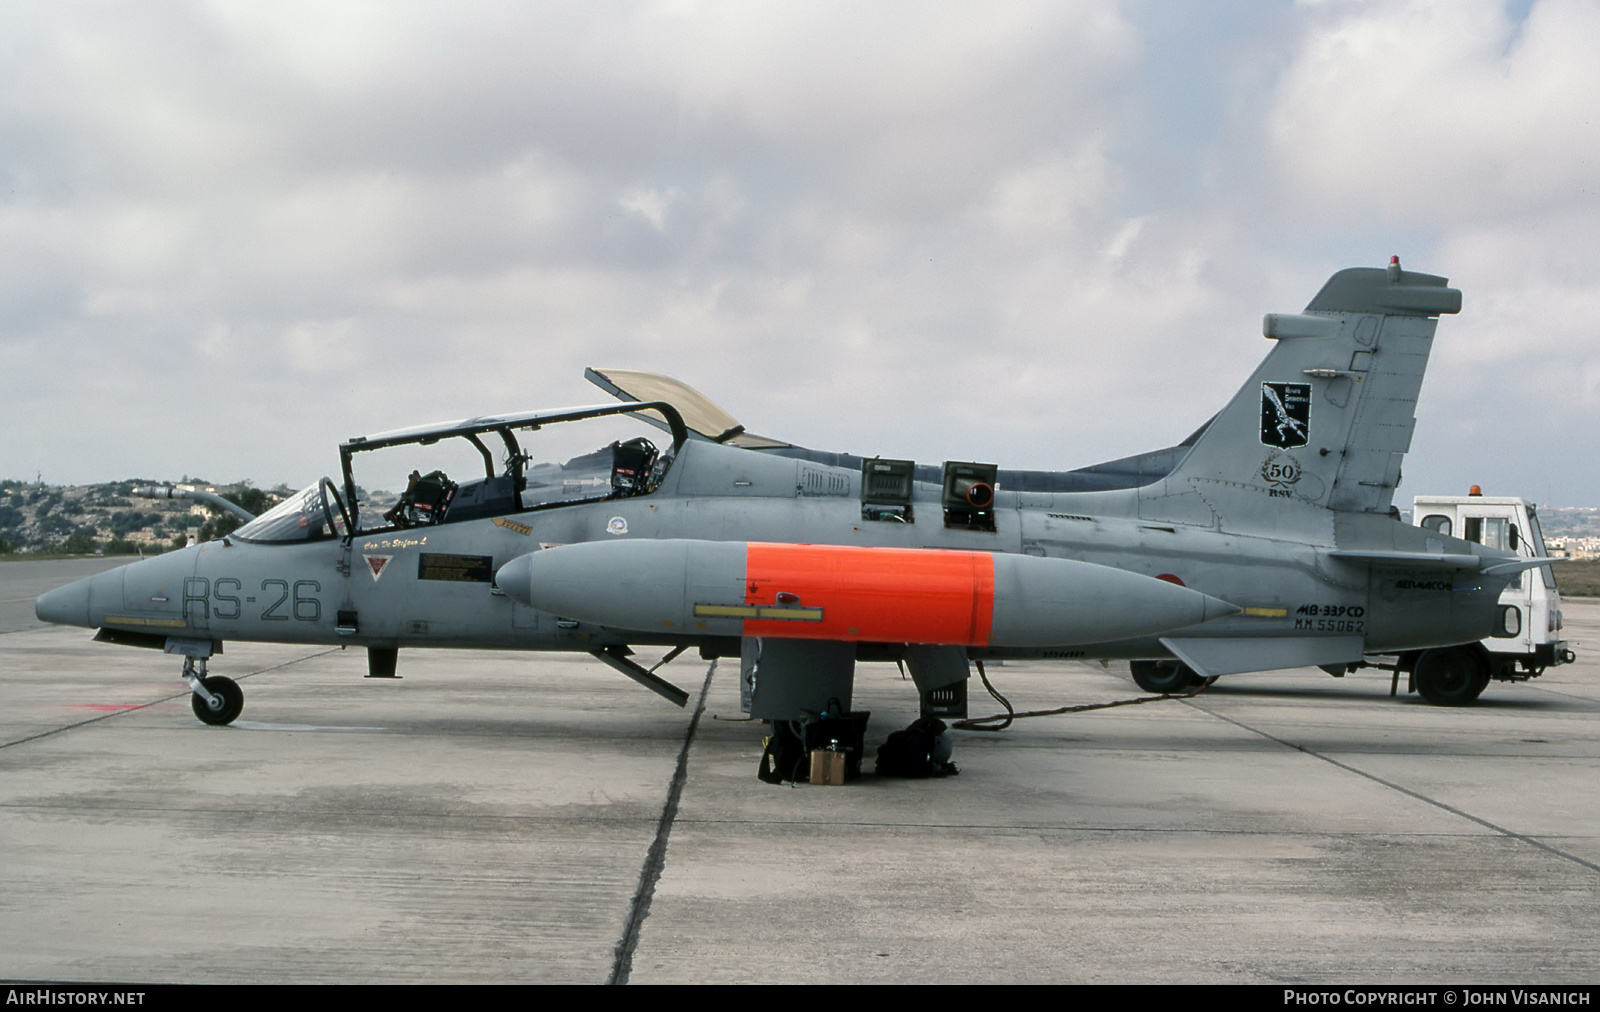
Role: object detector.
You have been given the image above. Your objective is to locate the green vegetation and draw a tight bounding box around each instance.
[60,531,98,554]
[196,484,272,542]
[1556,559,1600,598]
[36,514,72,536]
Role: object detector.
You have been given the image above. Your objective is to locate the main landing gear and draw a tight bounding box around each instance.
[182,655,244,726]
[1129,659,1204,694]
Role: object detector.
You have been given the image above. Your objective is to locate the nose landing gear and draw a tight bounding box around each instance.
[181,655,244,726]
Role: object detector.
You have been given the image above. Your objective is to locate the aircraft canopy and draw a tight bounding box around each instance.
[585,368,790,449]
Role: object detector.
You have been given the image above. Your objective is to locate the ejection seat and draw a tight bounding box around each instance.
[383,469,458,527]
[609,438,658,497]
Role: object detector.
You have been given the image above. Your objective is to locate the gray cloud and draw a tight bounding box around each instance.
[2,0,1596,507]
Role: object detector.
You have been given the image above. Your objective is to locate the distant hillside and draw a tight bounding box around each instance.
[0,480,285,555]
[1536,506,1600,540]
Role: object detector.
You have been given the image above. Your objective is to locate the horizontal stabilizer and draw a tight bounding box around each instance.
[1160,635,1364,678]
[1327,550,1560,575]
[1325,550,1483,570]
[1479,557,1563,576]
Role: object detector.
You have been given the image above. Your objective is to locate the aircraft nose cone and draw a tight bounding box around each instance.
[35,578,92,628]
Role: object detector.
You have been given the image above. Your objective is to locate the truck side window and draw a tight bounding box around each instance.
[1421,515,1451,537]
[1481,517,1508,551]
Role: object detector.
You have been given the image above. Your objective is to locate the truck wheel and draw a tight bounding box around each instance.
[1130,660,1201,694]
[1413,647,1489,706]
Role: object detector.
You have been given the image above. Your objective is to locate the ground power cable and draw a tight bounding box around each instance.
[954,660,1217,732]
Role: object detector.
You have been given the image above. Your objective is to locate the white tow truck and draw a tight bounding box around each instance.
[1388,489,1576,704]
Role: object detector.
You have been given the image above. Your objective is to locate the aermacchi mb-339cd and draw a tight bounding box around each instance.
[37,260,1557,777]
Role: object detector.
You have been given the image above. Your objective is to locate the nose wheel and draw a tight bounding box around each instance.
[182,657,244,726]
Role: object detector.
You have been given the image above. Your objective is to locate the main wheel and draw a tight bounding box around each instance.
[1130,660,1202,694]
[1412,647,1488,706]
[191,675,244,725]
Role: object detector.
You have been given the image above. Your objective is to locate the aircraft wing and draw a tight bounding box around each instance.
[1160,635,1365,678]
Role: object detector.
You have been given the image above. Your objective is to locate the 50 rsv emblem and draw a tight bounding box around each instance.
[1260,452,1302,489]
[1260,382,1310,449]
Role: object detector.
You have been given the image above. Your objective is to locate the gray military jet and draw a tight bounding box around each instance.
[37,260,1546,751]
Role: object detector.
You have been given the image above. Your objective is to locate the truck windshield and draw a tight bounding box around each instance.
[1526,508,1558,589]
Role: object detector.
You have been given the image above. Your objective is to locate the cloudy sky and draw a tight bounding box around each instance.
[3,0,1597,506]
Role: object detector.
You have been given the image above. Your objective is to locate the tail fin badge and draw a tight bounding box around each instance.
[1261,452,1303,489]
[1260,382,1311,448]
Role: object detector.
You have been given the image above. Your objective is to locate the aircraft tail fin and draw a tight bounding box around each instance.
[1139,260,1461,530]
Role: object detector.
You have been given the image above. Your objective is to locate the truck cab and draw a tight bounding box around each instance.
[1412,491,1574,682]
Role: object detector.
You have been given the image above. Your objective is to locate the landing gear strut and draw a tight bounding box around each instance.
[182,656,244,726]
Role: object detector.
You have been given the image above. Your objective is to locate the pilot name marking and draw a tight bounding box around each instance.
[366,536,428,550]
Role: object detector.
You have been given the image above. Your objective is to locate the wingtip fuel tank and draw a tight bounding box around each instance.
[496,539,1239,648]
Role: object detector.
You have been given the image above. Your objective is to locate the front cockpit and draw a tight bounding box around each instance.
[231,478,350,544]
